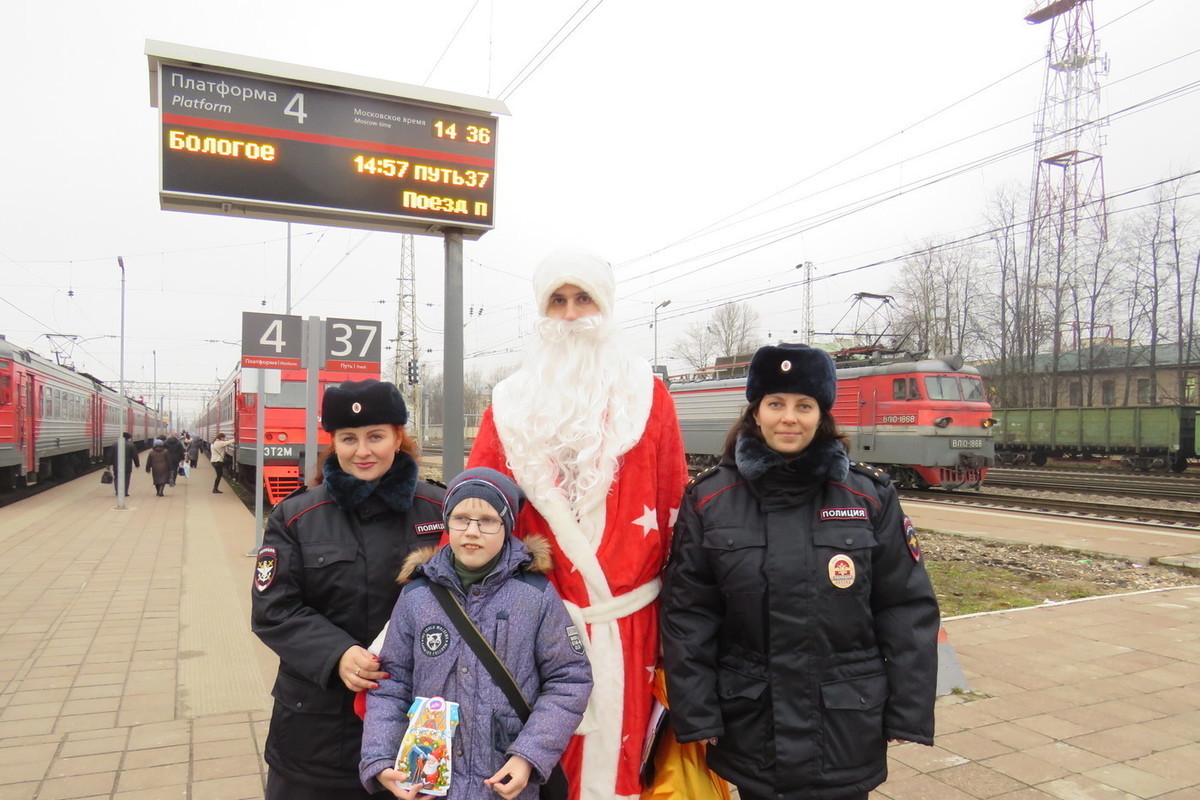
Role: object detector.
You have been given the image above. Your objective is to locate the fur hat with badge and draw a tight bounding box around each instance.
[532,249,616,318]
[443,467,527,537]
[745,343,838,412]
[321,379,408,432]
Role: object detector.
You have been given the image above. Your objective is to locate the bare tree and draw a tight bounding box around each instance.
[709,302,762,358]
[671,320,718,371]
[890,238,988,360]
[670,303,762,372]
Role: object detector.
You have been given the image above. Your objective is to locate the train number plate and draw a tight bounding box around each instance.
[950,438,984,449]
[264,445,297,458]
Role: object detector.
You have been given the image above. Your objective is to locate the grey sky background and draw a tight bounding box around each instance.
[3,0,1198,421]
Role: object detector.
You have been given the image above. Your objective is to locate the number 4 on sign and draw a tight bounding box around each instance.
[259,319,288,353]
[284,92,307,124]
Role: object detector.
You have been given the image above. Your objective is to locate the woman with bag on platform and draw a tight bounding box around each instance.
[144,439,172,497]
[660,344,940,800]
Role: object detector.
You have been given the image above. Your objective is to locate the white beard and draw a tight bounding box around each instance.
[492,316,653,541]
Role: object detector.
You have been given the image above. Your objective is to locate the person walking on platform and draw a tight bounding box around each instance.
[164,434,185,487]
[111,432,139,496]
[251,379,447,800]
[186,435,201,469]
[660,344,940,800]
[144,439,173,497]
[210,433,232,494]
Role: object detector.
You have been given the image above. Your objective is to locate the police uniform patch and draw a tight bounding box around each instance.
[828,554,856,589]
[254,547,277,592]
[904,516,922,562]
[566,625,585,655]
[421,623,451,657]
[414,521,446,536]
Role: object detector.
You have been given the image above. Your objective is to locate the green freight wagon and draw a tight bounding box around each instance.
[993,405,1199,472]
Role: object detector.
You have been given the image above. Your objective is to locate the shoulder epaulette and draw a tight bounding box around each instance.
[687,464,721,488]
[850,461,891,486]
[424,477,447,489]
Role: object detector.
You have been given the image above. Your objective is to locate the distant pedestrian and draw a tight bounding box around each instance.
[164,434,185,487]
[661,343,940,800]
[210,433,232,494]
[186,436,201,469]
[111,432,139,496]
[144,439,173,497]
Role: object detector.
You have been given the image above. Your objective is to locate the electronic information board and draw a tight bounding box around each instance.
[147,41,507,237]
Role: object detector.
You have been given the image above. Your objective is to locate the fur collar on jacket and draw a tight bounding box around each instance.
[321,451,419,513]
[397,534,554,585]
[734,433,850,483]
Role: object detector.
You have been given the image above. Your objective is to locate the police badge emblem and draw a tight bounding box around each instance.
[420,624,451,657]
[828,553,856,589]
[903,516,922,562]
[254,547,277,592]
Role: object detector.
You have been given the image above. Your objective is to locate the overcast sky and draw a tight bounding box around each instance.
[3,0,1198,421]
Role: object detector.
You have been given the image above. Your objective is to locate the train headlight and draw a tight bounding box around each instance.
[277,433,288,442]
[933,416,953,428]
[981,418,997,428]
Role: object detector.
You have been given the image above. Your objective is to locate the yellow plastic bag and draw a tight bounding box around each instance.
[640,669,731,800]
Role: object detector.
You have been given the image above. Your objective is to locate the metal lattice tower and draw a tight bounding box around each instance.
[1024,0,1109,248]
[394,234,420,434]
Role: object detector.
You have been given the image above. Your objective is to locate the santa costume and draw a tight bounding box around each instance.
[468,250,688,800]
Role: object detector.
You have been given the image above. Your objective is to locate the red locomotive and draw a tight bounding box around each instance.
[192,362,383,504]
[0,337,166,490]
[669,349,995,489]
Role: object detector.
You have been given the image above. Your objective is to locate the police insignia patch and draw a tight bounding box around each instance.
[566,625,585,655]
[421,624,451,657]
[828,554,856,589]
[254,547,277,592]
[903,516,922,562]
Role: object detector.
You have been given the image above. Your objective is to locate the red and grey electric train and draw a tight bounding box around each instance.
[668,350,996,489]
[192,363,382,504]
[0,337,167,490]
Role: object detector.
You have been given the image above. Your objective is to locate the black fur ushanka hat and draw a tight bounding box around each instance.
[745,344,837,411]
[321,379,408,432]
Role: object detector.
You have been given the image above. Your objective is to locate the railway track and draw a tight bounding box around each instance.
[902,488,1200,529]
[985,468,1200,501]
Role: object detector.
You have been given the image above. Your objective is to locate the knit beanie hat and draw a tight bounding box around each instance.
[153,438,164,447]
[443,467,527,537]
[745,344,838,412]
[532,249,616,318]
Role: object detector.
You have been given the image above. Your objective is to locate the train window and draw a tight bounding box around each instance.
[909,378,920,399]
[893,379,906,400]
[960,378,984,402]
[0,374,9,405]
[924,376,961,400]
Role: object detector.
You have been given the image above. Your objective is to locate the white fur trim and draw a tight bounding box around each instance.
[532,249,616,318]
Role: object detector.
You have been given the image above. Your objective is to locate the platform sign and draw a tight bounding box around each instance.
[325,318,382,372]
[147,41,507,238]
[242,312,303,369]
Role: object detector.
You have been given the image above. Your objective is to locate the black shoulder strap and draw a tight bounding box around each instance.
[428,582,531,722]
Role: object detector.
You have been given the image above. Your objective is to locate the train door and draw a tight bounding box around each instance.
[17,370,36,480]
[858,387,876,454]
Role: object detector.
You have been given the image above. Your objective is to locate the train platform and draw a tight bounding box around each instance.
[0,463,1197,800]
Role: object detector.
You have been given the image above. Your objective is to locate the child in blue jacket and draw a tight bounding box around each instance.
[360,467,592,799]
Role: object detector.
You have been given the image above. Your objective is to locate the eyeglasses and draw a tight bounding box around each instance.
[447,514,504,535]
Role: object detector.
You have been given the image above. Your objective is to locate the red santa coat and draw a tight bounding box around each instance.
[468,377,687,800]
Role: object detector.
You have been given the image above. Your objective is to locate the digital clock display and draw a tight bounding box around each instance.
[151,52,502,236]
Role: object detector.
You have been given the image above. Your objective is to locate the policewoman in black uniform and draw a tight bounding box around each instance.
[252,379,446,799]
[660,344,939,800]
